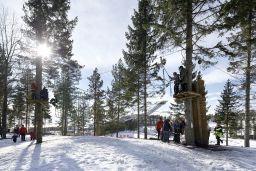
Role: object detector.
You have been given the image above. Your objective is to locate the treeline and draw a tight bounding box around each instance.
[0,0,256,147]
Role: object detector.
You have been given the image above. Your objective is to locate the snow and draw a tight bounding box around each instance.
[0,133,256,171]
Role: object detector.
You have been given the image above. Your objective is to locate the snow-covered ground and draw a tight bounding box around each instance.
[0,133,256,171]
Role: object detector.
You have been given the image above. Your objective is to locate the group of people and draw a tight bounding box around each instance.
[12,125,36,143]
[171,66,187,96]
[156,117,185,143]
[156,116,224,146]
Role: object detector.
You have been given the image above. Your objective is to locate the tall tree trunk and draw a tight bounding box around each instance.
[61,92,64,135]
[137,79,140,139]
[1,60,8,139]
[143,64,147,139]
[226,109,229,146]
[26,72,29,131]
[93,84,96,136]
[64,107,67,135]
[184,0,195,146]
[244,8,252,147]
[36,56,43,144]
[116,75,121,138]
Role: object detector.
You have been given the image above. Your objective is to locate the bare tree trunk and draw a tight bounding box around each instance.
[26,72,29,132]
[143,65,147,139]
[184,0,195,146]
[1,60,8,139]
[116,75,121,138]
[244,8,252,147]
[36,57,43,144]
[93,83,97,136]
[226,110,229,146]
[137,79,140,139]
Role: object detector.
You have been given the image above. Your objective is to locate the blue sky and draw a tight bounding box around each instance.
[0,0,236,115]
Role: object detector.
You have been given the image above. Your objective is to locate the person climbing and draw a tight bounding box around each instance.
[214,123,223,145]
[156,117,164,140]
[170,72,180,96]
[162,119,172,143]
[31,81,38,100]
[179,66,187,92]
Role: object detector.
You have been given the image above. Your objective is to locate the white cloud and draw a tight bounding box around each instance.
[70,0,138,69]
[204,69,234,85]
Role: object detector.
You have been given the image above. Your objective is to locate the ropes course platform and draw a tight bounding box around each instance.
[173,91,201,100]
[27,99,48,105]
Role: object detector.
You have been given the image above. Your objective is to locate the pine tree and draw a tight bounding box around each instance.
[154,0,219,145]
[105,87,117,134]
[169,102,185,118]
[23,0,79,143]
[87,68,105,136]
[123,0,165,139]
[108,59,132,137]
[215,0,256,147]
[215,80,241,145]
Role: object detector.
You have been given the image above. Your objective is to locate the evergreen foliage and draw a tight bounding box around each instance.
[23,0,80,142]
[215,0,256,147]
[106,59,129,137]
[123,0,165,139]
[87,68,105,136]
[153,0,219,145]
[215,80,242,139]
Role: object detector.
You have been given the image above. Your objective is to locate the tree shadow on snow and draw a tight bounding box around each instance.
[27,140,84,171]
[69,136,202,170]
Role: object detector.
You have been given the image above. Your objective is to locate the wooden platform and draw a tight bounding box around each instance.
[27,99,48,105]
[173,91,201,100]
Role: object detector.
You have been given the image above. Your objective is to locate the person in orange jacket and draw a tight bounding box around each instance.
[19,125,27,141]
[156,117,164,140]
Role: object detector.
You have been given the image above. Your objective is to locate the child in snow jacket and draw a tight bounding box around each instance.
[156,117,164,140]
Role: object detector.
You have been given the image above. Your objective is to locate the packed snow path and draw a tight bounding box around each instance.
[0,135,256,171]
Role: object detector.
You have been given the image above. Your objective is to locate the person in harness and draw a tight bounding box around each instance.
[170,72,180,96]
[179,66,187,92]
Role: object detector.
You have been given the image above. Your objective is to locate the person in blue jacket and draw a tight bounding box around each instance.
[173,119,181,143]
[162,119,172,143]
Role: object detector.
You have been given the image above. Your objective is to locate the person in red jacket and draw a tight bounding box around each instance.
[156,117,164,140]
[19,125,27,141]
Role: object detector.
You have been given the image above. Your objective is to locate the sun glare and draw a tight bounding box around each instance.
[37,44,51,58]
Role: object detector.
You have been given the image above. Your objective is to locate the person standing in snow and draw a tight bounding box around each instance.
[162,119,171,143]
[12,133,18,143]
[180,118,186,135]
[156,117,164,140]
[173,119,181,143]
[214,123,223,145]
[13,125,20,137]
[19,125,27,141]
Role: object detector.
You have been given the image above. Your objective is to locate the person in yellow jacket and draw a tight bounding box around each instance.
[214,123,223,145]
